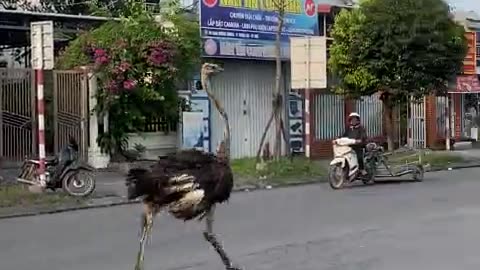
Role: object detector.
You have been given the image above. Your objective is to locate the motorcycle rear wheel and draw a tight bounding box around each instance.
[329,164,345,190]
[62,170,96,197]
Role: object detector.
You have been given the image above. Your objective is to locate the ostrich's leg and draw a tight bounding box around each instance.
[203,205,241,270]
[134,204,156,270]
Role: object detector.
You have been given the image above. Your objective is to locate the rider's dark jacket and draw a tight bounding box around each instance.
[342,125,367,151]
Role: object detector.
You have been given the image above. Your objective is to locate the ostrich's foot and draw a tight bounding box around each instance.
[134,204,156,270]
[134,222,148,270]
[203,206,242,270]
[203,232,243,270]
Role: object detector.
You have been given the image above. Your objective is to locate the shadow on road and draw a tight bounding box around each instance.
[341,178,420,189]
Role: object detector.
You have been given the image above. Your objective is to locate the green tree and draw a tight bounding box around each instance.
[329,0,467,150]
[0,0,161,16]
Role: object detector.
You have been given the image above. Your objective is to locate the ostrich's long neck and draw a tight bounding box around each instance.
[201,73,231,160]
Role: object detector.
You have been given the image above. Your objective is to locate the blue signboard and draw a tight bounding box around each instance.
[200,0,319,60]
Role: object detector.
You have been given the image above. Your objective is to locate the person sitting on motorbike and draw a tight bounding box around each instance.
[342,112,368,175]
[52,136,79,182]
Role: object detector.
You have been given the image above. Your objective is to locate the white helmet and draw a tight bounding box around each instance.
[348,112,360,119]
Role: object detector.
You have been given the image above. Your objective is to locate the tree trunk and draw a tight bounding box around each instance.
[256,4,285,162]
[384,103,394,151]
[256,100,290,163]
[256,111,275,163]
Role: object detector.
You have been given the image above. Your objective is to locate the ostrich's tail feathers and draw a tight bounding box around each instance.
[126,168,157,200]
[168,189,207,220]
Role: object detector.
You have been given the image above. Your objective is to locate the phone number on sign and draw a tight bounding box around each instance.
[204,29,260,39]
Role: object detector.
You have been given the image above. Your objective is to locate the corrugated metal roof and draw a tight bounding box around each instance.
[317,0,357,8]
[452,10,480,21]
[0,9,119,21]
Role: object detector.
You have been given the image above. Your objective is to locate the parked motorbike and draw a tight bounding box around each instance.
[16,139,96,197]
[328,138,378,189]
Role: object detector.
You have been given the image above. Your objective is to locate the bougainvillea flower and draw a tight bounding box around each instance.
[106,80,119,93]
[94,48,107,58]
[123,79,137,90]
[118,61,131,72]
[147,49,167,66]
[95,56,109,65]
[146,41,176,67]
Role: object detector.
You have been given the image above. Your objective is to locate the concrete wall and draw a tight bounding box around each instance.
[127,132,177,159]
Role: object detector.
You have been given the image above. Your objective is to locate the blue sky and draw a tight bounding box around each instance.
[447,0,480,14]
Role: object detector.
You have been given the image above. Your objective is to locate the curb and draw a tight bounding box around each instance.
[428,163,480,172]
[2,164,480,220]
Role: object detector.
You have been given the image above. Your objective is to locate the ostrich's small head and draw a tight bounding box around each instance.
[201,63,224,76]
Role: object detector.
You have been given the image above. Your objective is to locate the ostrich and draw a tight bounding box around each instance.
[127,63,241,270]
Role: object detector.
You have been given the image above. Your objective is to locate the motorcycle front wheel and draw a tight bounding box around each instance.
[328,164,345,190]
[62,170,96,197]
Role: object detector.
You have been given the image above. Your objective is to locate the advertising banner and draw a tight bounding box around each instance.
[450,75,480,93]
[200,0,319,60]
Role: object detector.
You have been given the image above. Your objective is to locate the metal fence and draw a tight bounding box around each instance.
[313,93,345,140]
[0,68,36,161]
[355,94,383,137]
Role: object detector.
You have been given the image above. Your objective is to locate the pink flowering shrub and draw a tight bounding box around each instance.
[89,39,178,94]
[56,14,200,155]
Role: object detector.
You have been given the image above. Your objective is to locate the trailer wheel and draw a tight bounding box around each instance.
[412,165,424,182]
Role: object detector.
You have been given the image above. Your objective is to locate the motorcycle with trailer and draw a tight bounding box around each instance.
[16,138,96,197]
[328,137,424,189]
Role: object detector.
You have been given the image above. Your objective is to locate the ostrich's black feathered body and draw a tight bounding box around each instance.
[126,149,233,221]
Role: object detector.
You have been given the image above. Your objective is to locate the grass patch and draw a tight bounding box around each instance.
[231,157,327,187]
[0,184,85,208]
[389,152,465,167]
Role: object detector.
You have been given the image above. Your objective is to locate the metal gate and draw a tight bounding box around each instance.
[0,68,36,161]
[53,70,89,160]
[409,97,426,149]
[313,94,345,140]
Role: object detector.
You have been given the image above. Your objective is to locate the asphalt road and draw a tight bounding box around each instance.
[1,168,480,270]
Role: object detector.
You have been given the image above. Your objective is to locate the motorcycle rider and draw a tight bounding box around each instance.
[342,112,368,176]
[52,136,79,182]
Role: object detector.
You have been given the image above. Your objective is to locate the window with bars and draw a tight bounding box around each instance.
[138,116,177,133]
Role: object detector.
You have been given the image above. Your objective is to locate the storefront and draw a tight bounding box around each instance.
[195,0,319,158]
[450,31,479,141]
[450,75,480,141]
